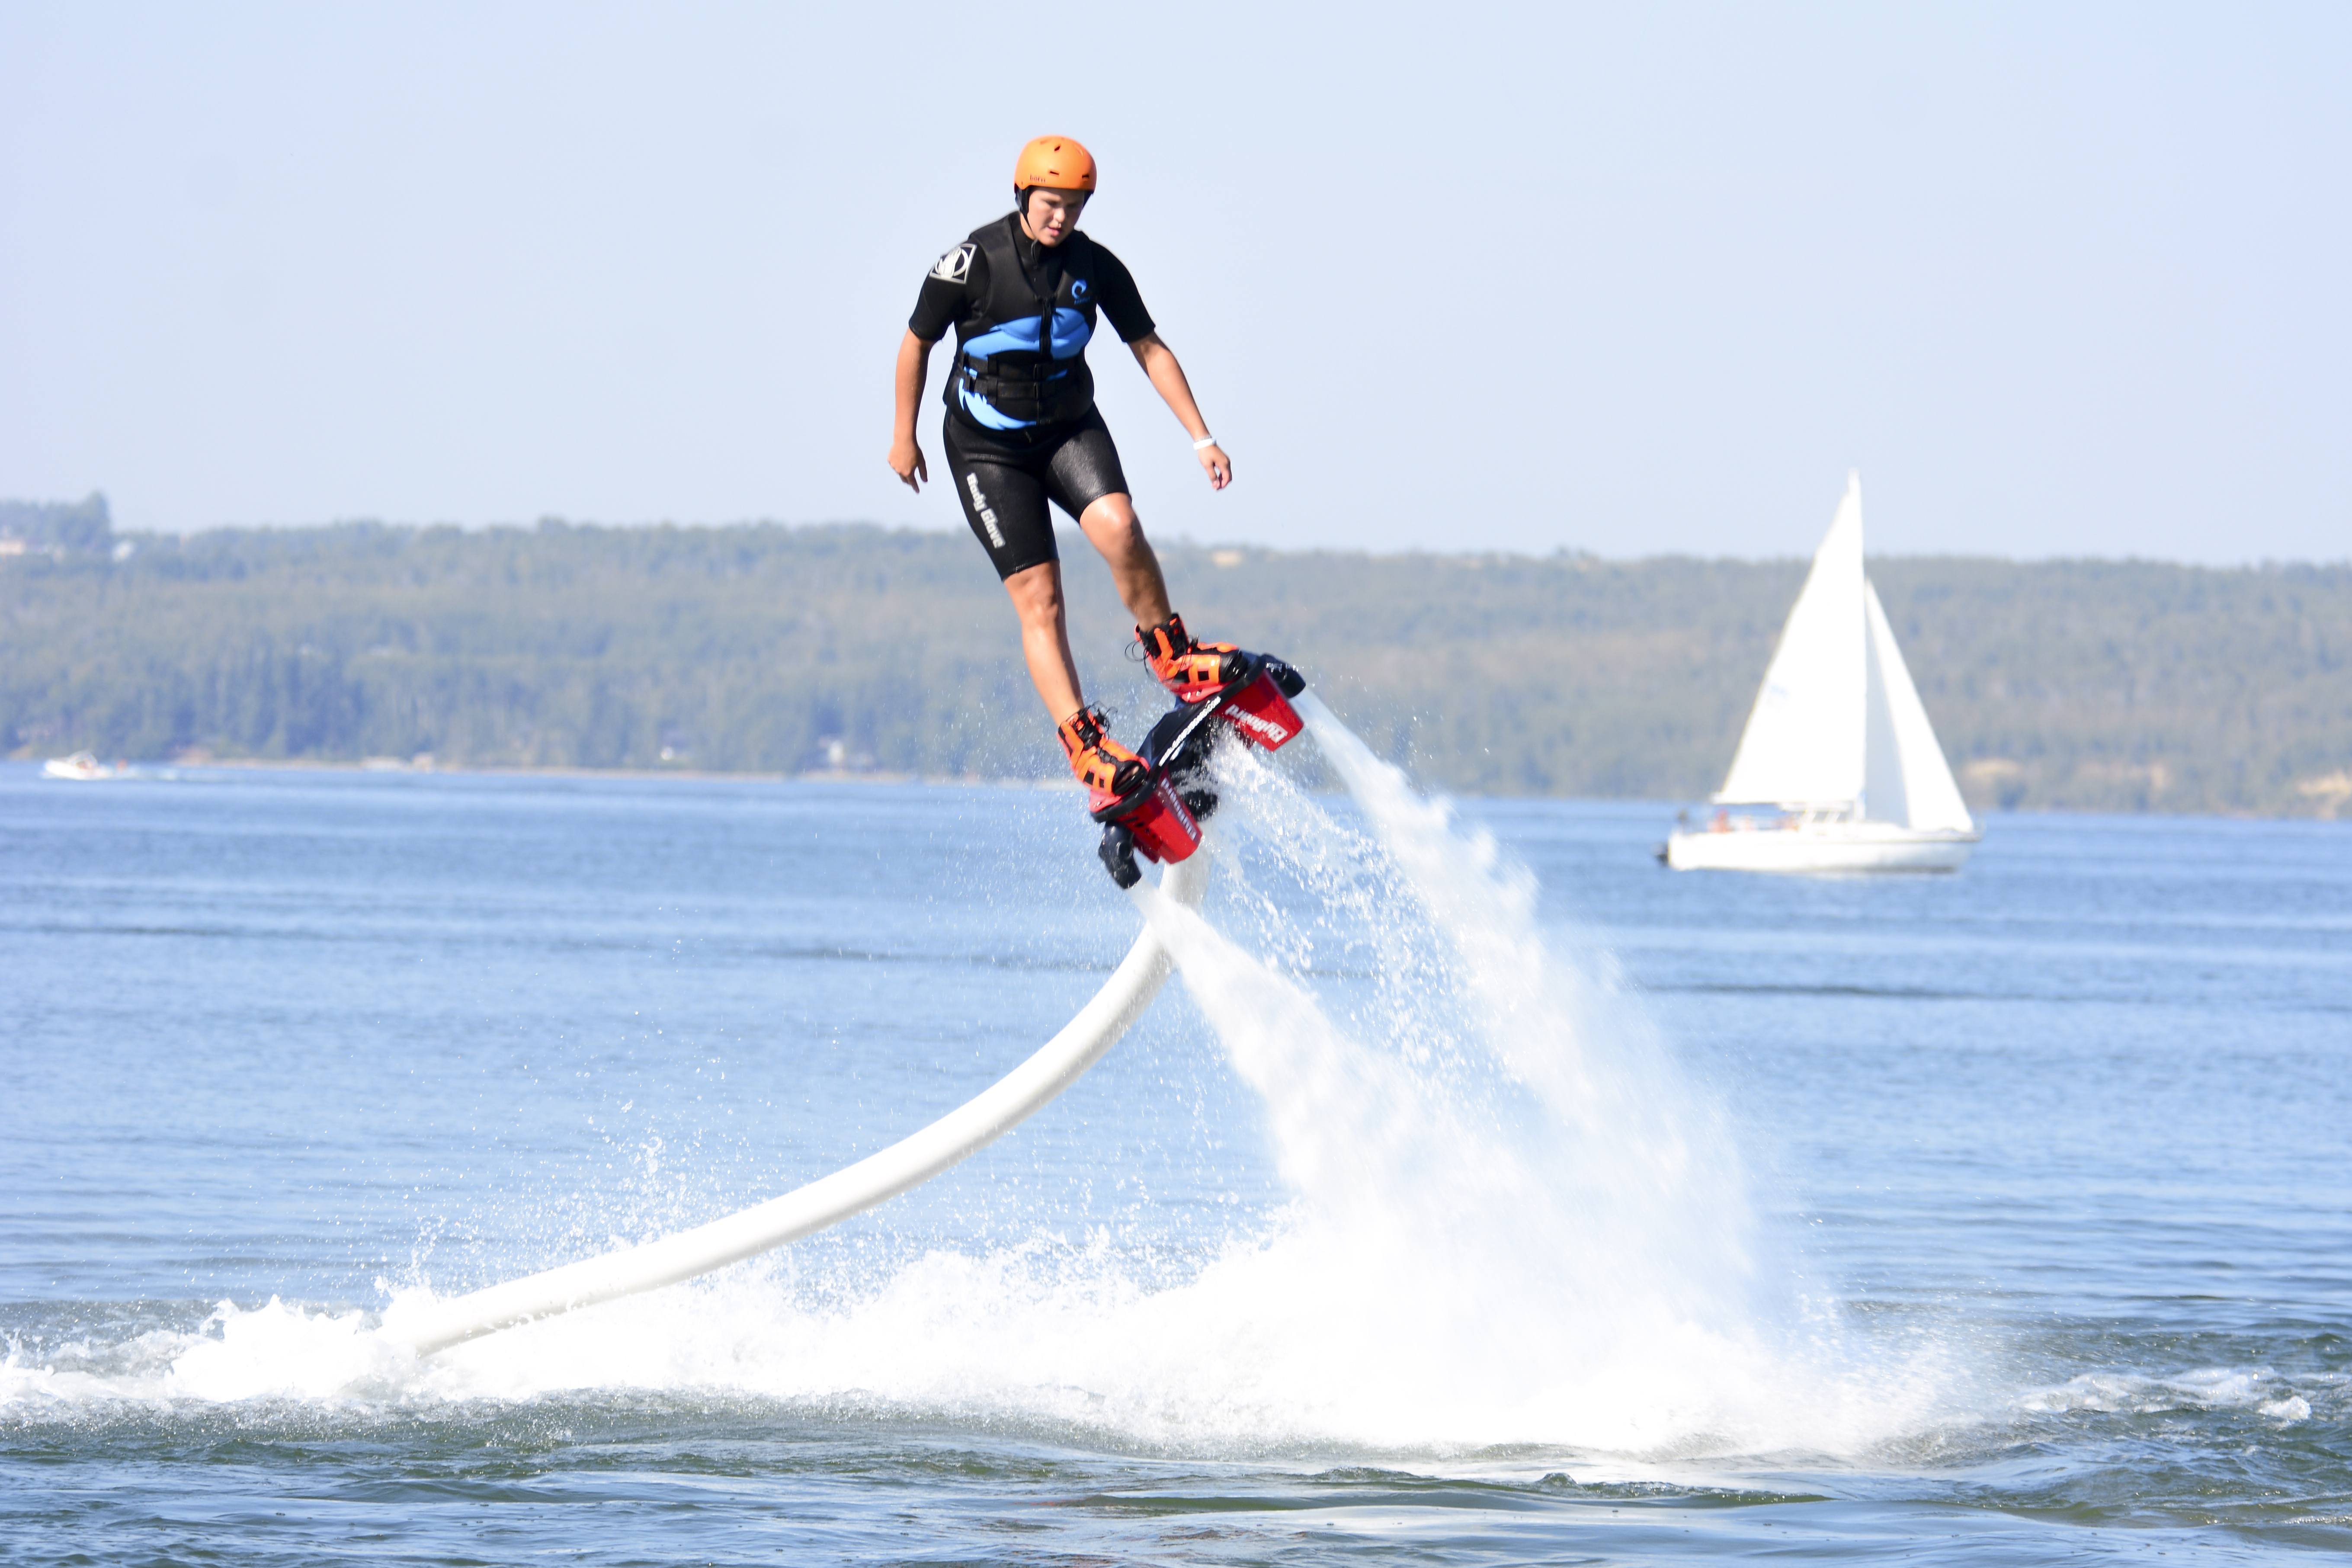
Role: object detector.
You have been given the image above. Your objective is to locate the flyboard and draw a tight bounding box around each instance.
[381,657,1309,1359]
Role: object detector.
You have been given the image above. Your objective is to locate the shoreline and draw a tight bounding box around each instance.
[4,752,1077,790]
[7,753,1079,791]
[6,753,2342,821]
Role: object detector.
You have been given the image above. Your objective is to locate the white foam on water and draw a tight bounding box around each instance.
[2017,1367,2329,1424]
[9,705,1958,1458]
[3,1299,410,1410]
[1106,710,1943,1454]
[167,1297,413,1402]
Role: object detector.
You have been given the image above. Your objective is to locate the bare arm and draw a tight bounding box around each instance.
[1128,331,1230,491]
[888,330,935,492]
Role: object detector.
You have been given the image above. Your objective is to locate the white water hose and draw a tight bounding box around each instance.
[381,850,1211,1357]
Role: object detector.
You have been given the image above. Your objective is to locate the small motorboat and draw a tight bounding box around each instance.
[41,750,120,781]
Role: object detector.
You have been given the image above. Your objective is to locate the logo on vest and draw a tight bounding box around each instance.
[930,244,975,284]
[1070,278,1089,301]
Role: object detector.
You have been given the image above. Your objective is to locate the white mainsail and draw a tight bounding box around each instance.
[1863,583,1974,831]
[1711,471,1972,829]
[1714,472,1867,807]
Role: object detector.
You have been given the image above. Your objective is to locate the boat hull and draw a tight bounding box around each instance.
[1663,823,1978,873]
[42,752,115,781]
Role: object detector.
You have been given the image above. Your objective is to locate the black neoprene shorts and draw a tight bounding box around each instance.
[940,407,1130,580]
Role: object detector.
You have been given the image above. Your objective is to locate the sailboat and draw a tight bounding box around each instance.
[1663,473,1980,873]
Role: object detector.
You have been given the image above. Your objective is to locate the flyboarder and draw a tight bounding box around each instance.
[888,136,1301,879]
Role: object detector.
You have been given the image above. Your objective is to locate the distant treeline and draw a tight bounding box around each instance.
[5,499,2351,816]
[0,494,116,557]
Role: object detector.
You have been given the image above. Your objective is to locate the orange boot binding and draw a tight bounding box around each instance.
[1056,704,1149,811]
[1138,614,1249,705]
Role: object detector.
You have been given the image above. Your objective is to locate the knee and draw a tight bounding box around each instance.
[1005,566,1064,626]
[1089,500,1148,558]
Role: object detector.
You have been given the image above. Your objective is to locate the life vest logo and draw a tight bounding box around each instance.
[930,244,975,283]
[1070,278,1089,301]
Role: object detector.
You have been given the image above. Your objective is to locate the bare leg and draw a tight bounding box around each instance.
[1076,493,1173,630]
[1003,561,1086,722]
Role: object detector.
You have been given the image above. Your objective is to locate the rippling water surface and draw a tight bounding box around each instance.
[2,755,2346,1564]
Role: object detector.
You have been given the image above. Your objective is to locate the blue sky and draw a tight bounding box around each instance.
[1,2,2344,560]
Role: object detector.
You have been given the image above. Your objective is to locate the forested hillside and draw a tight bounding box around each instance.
[5,506,2349,815]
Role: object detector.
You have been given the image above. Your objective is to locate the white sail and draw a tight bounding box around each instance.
[1668,471,1980,872]
[1862,582,1974,832]
[1715,471,1867,807]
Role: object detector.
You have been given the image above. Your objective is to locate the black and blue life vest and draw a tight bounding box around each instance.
[948,215,1106,432]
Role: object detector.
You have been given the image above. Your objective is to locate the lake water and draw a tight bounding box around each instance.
[2,738,2346,1565]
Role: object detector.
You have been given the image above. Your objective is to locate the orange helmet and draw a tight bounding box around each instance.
[1013,135,1097,195]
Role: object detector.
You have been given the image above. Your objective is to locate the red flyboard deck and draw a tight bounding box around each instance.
[1216,673,1303,751]
[1124,775,1202,864]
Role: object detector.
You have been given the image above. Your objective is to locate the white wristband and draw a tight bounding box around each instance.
[1192,435,1219,450]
